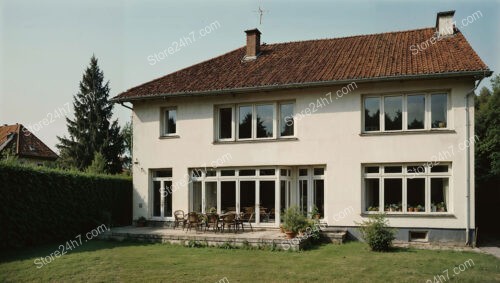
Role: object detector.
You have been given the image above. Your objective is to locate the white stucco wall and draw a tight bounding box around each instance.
[131,77,476,230]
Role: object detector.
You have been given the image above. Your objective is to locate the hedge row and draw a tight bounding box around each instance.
[0,163,132,250]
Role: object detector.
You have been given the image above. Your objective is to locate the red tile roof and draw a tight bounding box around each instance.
[113,27,491,102]
[0,124,59,160]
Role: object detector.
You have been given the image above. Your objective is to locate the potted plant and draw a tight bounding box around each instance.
[282,206,307,239]
[136,216,147,227]
[437,202,446,212]
[208,207,217,214]
[438,122,446,128]
[396,202,402,212]
[408,206,414,212]
[416,205,424,212]
[384,205,390,212]
[368,206,379,212]
[279,224,285,233]
[431,203,437,212]
[310,205,321,220]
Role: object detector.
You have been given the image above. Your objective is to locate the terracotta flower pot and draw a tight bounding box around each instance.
[285,231,297,239]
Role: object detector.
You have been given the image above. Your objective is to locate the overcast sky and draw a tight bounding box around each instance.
[1,0,498,152]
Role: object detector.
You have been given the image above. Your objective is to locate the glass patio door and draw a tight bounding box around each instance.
[152,180,172,219]
[239,181,256,223]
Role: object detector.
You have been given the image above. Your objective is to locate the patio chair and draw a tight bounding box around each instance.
[173,210,186,230]
[237,212,254,232]
[185,212,203,232]
[220,213,237,233]
[205,213,219,232]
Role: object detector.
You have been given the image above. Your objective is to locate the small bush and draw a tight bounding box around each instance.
[357,213,395,252]
[282,206,308,233]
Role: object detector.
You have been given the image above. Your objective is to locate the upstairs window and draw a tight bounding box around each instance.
[363,92,448,133]
[162,107,177,136]
[218,107,233,140]
[431,94,448,129]
[216,101,295,141]
[279,103,294,137]
[384,96,402,131]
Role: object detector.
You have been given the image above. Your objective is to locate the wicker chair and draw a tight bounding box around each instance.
[173,210,186,230]
[220,213,236,233]
[185,212,202,232]
[205,213,219,232]
[238,212,254,232]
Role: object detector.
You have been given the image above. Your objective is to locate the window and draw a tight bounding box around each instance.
[238,105,252,139]
[219,107,233,139]
[384,96,402,131]
[216,101,295,141]
[407,178,425,212]
[239,169,256,176]
[364,97,380,131]
[431,94,448,128]
[363,92,449,132]
[384,179,402,212]
[256,104,274,138]
[365,179,380,211]
[407,95,425,130]
[162,108,177,135]
[431,178,449,212]
[280,103,294,136]
[409,231,428,242]
[259,169,275,176]
[363,164,451,214]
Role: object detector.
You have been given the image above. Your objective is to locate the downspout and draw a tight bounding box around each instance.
[465,76,484,245]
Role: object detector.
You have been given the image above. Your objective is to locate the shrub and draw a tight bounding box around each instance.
[281,206,308,233]
[357,213,395,252]
[0,162,132,250]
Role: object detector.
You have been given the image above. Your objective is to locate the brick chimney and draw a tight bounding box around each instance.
[436,10,456,37]
[244,28,261,60]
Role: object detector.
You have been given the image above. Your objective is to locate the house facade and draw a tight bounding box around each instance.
[113,11,491,245]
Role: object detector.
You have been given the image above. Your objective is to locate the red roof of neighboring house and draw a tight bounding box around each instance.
[0,124,59,160]
[113,27,491,102]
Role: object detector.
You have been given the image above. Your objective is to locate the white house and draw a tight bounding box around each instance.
[113,11,491,245]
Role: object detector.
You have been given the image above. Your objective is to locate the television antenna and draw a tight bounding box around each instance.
[254,6,267,25]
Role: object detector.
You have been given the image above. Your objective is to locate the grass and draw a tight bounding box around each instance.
[0,240,499,282]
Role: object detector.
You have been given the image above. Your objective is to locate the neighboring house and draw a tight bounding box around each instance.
[0,123,59,164]
[112,11,492,245]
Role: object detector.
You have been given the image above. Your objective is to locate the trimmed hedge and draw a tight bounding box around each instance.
[0,163,132,250]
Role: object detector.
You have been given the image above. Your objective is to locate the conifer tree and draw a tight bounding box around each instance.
[57,55,124,174]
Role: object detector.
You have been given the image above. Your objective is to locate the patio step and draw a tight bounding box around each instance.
[321,229,347,244]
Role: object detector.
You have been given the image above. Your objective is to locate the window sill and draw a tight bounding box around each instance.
[213,137,298,144]
[159,135,180,139]
[360,129,456,136]
[361,212,455,218]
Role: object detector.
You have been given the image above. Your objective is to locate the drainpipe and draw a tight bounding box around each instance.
[465,77,483,245]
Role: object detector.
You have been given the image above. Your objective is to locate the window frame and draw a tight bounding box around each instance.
[362,92,450,133]
[215,101,296,142]
[216,105,235,142]
[278,101,296,138]
[362,163,452,215]
[161,107,178,137]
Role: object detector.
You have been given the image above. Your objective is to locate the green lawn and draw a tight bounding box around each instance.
[1,241,499,282]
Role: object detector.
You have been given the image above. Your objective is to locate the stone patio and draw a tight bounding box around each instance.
[100,226,347,251]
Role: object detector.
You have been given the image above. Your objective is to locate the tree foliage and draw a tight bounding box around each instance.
[475,75,500,182]
[57,55,124,174]
[85,151,107,174]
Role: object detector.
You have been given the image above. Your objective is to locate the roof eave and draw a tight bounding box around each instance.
[111,70,493,103]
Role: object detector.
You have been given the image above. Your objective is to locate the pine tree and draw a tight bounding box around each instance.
[57,55,124,174]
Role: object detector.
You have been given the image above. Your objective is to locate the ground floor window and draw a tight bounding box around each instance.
[363,163,451,214]
[189,166,325,225]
